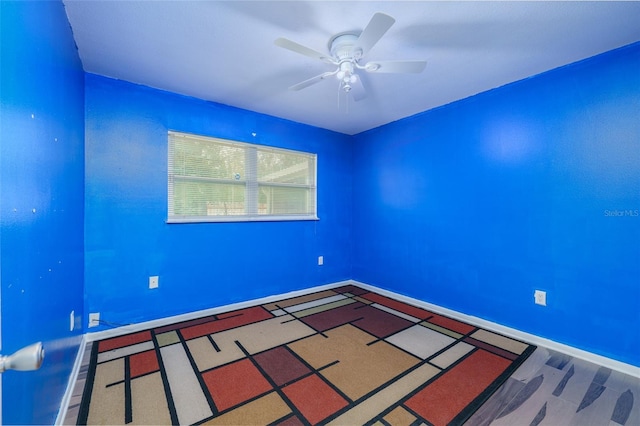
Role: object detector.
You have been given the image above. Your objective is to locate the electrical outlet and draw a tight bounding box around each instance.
[70,310,75,331]
[149,275,159,289]
[318,256,324,266]
[89,312,100,328]
[534,290,547,306]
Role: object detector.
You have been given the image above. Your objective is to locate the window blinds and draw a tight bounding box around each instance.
[168,131,317,222]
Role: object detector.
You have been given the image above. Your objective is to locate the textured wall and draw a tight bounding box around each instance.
[352,43,640,367]
[0,1,85,423]
[84,74,353,329]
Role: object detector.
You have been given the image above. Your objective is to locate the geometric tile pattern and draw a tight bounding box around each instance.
[76,285,537,425]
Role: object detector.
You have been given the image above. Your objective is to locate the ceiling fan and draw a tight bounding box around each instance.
[274,13,427,101]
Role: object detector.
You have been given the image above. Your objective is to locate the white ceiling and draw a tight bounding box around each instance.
[63,1,640,135]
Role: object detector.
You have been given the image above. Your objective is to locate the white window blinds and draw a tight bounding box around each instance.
[168,131,317,222]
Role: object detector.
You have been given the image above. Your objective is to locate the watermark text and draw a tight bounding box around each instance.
[604,209,639,217]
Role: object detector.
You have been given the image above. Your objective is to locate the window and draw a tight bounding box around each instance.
[168,131,317,222]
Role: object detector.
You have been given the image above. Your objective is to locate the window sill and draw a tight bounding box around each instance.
[166,215,319,224]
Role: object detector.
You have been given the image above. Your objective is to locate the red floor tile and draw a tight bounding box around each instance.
[426,314,476,335]
[254,346,311,386]
[203,358,273,412]
[98,330,152,352]
[129,350,159,378]
[360,292,434,319]
[405,349,511,426]
[282,374,348,424]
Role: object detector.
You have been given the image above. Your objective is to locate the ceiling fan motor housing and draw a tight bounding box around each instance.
[329,33,361,61]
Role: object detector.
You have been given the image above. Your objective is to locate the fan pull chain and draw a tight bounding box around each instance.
[346,90,350,114]
[337,81,350,114]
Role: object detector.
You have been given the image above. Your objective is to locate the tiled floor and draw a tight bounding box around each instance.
[63,287,639,426]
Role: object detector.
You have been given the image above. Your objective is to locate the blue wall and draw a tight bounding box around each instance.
[1,3,637,422]
[0,1,85,424]
[352,43,640,367]
[84,74,353,329]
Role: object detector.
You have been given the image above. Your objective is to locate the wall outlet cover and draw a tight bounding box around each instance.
[534,290,547,306]
[318,256,324,266]
[149,275,159,289]
[89,312,100,327]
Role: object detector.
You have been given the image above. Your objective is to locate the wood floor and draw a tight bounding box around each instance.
[64,340,638,425]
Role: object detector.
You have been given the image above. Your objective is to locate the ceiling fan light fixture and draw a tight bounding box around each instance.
[336,61,356,82]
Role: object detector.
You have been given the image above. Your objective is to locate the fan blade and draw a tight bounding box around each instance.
[349,76,367,102]
[364,60,427,74]
[353,13,395,57]
[289,71,337,91]
[275,38,336,64]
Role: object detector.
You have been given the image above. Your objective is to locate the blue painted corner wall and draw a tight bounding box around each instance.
[0,1,85,424]
[352,42,640,367]
[1,0,638,422]
[84,74,353,328]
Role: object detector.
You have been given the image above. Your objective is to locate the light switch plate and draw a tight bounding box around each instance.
[534,290,547,306]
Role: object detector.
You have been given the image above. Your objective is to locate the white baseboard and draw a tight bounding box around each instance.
[55,334,87,426]
[85,280,353,343]
[62,276,637,425]
[351,280,640,378]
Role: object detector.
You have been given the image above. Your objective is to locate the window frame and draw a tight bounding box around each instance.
[167,131,318,223]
